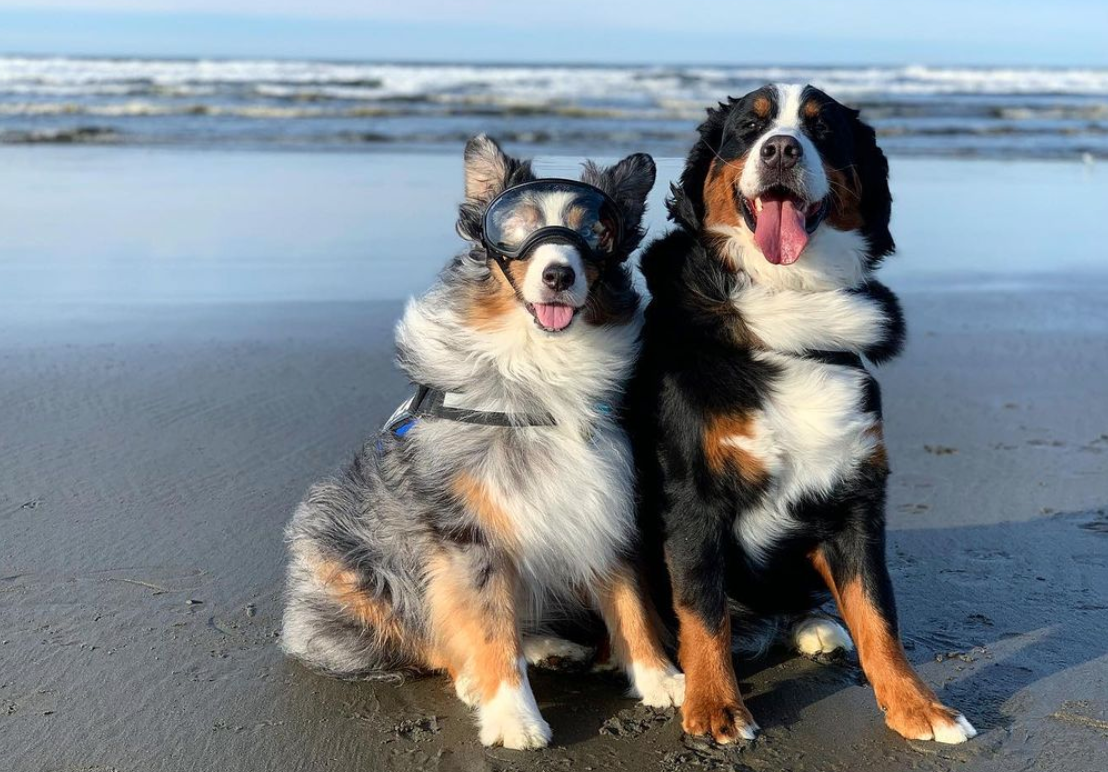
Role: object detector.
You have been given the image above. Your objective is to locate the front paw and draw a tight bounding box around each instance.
[629,662,686,708]
[682,693,759,744]
[477,683,552,750]
[884,699,977,744]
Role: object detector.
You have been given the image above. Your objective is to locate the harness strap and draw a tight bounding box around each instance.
[490,252,529,306]
[408,383,556,428]
[386,252,583,435]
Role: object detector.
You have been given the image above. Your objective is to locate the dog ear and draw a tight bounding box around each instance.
[463,134,529,203]
[581,153,656,255]
[583,153,656,229]
[668,100,732,231]
[457,135,533,242]
[847,109,895,261]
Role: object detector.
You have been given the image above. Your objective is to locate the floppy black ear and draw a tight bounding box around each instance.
[848,110,895,261]
[666,100,733,231]
[457,134,534,242]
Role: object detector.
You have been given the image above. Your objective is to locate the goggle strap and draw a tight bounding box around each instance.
[490,251,528,305]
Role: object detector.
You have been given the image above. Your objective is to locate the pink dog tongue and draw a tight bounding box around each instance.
[534,303,574,331]
[754,196,809,265]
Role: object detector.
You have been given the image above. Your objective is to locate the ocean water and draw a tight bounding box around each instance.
[2,146,1105,316]
[2,57,1108,158]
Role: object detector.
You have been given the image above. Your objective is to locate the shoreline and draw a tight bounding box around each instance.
[3,138,1107,162]
[2,147,1106,309]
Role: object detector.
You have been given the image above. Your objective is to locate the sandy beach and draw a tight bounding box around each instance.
[2,148,1107,772]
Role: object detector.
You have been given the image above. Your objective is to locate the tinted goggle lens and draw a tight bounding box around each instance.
[481,180,623,260]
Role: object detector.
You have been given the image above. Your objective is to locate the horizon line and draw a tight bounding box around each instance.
[3,52,1108,71]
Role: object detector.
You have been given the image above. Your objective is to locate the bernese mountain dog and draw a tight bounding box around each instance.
[282,135,684,750]
[627,84,978,745]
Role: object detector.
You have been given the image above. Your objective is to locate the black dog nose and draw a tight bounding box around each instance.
[542,264,576,292]
[760,135,803,169]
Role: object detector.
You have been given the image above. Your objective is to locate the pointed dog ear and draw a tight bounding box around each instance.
[581,153,657,256]
[457,134,533,243]
[846,109,895,262]
[463,134,529,204]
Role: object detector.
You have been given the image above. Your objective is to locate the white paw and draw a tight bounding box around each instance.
[629,662,686,708]
[793,616,854,657]
[522,636,594,669]
[888,704,979,744]
[477,678,552,750]
[932,713,978,744]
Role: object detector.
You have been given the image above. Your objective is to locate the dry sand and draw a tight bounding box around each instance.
[2,285,1107,772]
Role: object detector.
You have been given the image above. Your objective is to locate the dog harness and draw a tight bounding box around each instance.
[384,383,557,440]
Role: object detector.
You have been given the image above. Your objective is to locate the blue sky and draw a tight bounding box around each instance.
[0,1,1106,65]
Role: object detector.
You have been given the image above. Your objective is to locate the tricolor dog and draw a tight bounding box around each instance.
[282,135,683,749]
[627,85,977,745]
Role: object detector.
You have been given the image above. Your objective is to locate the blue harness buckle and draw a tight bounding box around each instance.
[390,416,418,438]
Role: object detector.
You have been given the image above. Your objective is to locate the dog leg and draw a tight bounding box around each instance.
[811,524,977,744]
[426,549,551,750]
[594,565,685,708]
[665,542,758,744]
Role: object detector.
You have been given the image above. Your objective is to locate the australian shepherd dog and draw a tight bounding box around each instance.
[282,135,684,749]
[628,85,978,745]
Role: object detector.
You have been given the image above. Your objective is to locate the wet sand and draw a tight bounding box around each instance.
[1,149,1107,771]
[3,288,1107,772]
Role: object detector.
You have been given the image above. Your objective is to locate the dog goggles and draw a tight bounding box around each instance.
[481,179,623,262]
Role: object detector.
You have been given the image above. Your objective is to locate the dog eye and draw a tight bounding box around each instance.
[742,119,763,133]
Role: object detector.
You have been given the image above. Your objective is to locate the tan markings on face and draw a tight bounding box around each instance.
[865,423,889,471]
[466,259,527,332]
[823,162,865,231]
[753,95,771,118]
[674,601,753,742]
[311,556,408,648]
[563,203,587,230]
[702,157,746,237]
[498,202,543,243]
[703,413,766,483]
[453,473,518,551]
[425,551,521,702]
[803,99,821,119]
[810,549,958,739]
[594,565,669,670]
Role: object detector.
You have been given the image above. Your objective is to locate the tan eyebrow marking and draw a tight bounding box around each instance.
[563,203,587,229]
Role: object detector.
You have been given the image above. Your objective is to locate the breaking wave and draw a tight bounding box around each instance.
[2,57,1107,157]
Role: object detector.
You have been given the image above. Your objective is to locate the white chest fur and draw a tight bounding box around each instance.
[400,295,643,593]
[729,350,880,563]
[490,418,637,590]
